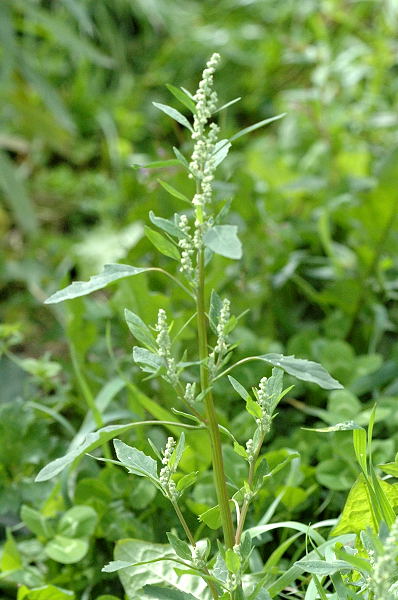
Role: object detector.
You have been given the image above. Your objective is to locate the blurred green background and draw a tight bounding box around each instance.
[1,1,398,598]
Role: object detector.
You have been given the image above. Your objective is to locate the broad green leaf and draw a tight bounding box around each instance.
[166,83,196,113]
[199,502,234,530]
[378,461,398,477]
[149,211,187,239]
[0,530,22,571]
[153,102,193,132]
[45,536,88,564]
[203,225,242,259]
[332,474,398,536]
[157,180,191,204]
[166,532,192,561]
[57,505,97,538]
[20,505,54,538]
[142,587,200,600]
[225,548,241,574]
[45,264,150,304]
[17,585,75,600]
[228,376,250,401]
[229,113,286,142]
[114,539,210,599]
[144,226,180,261]
[125,309,156,350]
[133,346,163,373]
[256,353,343,390]
[293,559,352,575]
[113,439,158,481]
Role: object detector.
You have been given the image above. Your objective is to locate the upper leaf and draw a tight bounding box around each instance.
[45,264,150,304]
[153,102,193,132]
[257,353,343,390]
[203,225,242,260]
[113,439,158,481]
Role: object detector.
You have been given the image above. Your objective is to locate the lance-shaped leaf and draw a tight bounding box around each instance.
[45,264,150,304]
[149,211,187,239]
[153,102,193,132]
[125,309,156,350]
[113,439,158,481]
[144,226,180,261]
[256,353,343,390]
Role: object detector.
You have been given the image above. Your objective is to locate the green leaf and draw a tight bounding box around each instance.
[157,180,191,204]
[133,346,163,373]
[149,211,187,239]
[353,428,368,475]
[132,159,182,169]
[304,421,363,433]
[256,353,343,390]
[45,264,150,304]
[225,549,241,574]
[153,102,193,132]
[35,421,177,482]
[0,530,22,571]
[332,474,398,536]
[166,532,192,561]
[265,368,284,414]
[233,441,248,459]
[144,226,181,261]
[212,139,231,168]
[57,505,97,538]
[293,559,352,575]
[176,472,198,492]
[378,461,398,477]
[17,585,75,600]
[113,439,158,481]
[45,536,88,564]
[142,587,200,600]
[199,502,234,530]
[203,225,242,260]
[166,84,196,113]
[246,396,262,419]
[228,376,250,401]
[20,505,54,538]
[229,113,286,142]
[214,97,241,113]
[114,539,208,598]
[170,432,185,470]
[125,309,156,350]
[209,289,222,334]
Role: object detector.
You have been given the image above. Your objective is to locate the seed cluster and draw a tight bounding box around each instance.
[155,309,178,386]
[189,53,221,226]
[159,437,178,500]
[255,377,272,433]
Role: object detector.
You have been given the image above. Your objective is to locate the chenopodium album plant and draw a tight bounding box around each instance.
[38,54,349,599]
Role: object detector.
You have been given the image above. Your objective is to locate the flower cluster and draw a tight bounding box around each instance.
[155,309,178,386]
[177,214,195,279]
[184,382,197,405]
[254,377,272,434]
[189,53,221,226]
[371,516,398,598]
[159,437,178,501]
[214,298,230,355]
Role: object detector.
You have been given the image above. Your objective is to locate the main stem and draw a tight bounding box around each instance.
[196,248,235,549]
